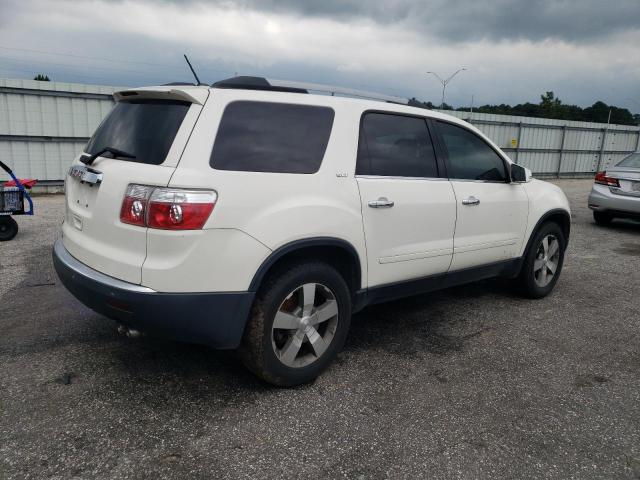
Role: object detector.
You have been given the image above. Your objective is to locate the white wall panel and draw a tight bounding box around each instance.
[1,79,639,181]
[439,109,639,174]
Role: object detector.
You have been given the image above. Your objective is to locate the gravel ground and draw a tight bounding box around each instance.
[1,179,639,480]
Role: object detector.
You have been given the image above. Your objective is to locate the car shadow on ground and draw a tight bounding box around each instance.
[94,278,516,394]
[2,241,548,400]
[4,277,517,400]
[345,278,521,356]
[591,218,640,233]
[118,278,513,382]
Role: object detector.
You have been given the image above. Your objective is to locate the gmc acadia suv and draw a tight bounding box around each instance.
[53,76,571,386]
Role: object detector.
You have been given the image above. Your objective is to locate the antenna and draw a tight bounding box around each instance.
[183,54,202,86]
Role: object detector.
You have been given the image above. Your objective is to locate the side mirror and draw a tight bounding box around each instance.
[511,164,532,183]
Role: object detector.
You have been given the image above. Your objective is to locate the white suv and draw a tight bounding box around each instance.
[53,76,571,386]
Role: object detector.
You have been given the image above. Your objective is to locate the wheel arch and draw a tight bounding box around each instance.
[523,208,571,256]
[249,237,363,296]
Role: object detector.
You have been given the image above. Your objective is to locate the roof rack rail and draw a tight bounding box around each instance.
[212,76,408,105]
[162,82,196,86]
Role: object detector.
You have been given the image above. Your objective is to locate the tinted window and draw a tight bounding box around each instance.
[357,113,438,177]
[86,100,190,165]
[437,121,507,181]
[617,153,640,168]
[211,101,334,173]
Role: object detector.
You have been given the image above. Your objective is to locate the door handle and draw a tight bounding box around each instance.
[462,196,480,206]
[368,197,395,208]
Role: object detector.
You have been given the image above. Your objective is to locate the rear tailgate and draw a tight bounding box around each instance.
[62,87,208,284]
[609,168,640,196]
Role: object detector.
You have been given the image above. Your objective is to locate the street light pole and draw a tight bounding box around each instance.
[427,68,467,109]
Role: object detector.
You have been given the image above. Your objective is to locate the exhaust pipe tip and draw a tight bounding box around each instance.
[126,329,142,339]
[117,325,143,338]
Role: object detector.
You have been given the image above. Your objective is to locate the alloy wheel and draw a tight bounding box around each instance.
[533,234,560,287]
[271,283,339,368]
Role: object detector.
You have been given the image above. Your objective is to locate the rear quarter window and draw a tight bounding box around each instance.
[617,153,640,168]
[86,100,190,165]
[210,101,335,174]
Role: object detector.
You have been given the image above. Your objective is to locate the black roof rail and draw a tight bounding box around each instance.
[212,76,308,94]
[211,76,408,104]
[162,82,196,86]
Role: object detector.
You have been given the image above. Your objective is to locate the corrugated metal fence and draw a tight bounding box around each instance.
[441,110,640,177]
[1,77,639,183]
[0,78,119,185]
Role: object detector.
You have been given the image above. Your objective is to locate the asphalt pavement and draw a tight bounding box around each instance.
[1,179,639,479]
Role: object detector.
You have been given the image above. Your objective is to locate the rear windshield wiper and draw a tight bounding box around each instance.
[81,147,136,165]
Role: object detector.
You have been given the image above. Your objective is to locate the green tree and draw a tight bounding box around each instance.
[540,91,562,118]
[33,74,50,81]
[415,92,638,126]
[582,101,610,123]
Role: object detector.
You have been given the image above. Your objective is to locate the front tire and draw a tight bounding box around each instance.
[0,216,18,241]
[518,222,566,299]
[593,211,613,226]
[239,262,352,387]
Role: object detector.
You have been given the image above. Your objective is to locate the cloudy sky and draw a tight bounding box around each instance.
[1,0,639,111]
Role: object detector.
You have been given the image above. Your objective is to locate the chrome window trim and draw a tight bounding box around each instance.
[354,175,448,181]
[355,175,508,184]
[447,178,511,184]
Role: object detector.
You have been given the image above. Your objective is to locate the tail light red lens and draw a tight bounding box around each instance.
[594,171,620,187]
[120,184,153,226]
[147,188,216,230]
[120,185,217,230]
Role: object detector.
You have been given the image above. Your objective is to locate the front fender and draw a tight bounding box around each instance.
[520,179,571,256]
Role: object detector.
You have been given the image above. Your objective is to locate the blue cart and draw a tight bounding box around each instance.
[0,160,35,241]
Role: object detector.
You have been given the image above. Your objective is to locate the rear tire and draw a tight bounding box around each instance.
[593,211,613,226]
[239,262,351,387]
[0,216,18,241]
[517,222,566,299]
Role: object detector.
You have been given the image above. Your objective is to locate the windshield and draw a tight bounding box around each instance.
[616,153,640,169]
[86,100,190,165]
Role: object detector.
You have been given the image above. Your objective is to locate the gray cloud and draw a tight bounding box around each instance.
[1,0,639,112]
[153,0,640,43]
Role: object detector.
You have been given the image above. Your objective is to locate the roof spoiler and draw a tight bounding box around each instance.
[113,87,207,105]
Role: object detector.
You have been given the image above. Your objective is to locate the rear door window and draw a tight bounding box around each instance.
[210,101,334,173]
[86,100,190,165]
[356,112,438,177]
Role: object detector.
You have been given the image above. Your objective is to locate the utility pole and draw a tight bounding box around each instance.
[426,68,467,109]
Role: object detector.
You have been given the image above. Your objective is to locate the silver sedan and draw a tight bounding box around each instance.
[588,152,640,225]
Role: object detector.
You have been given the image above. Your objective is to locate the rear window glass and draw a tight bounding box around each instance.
[210,101,334,174]
[616,153,640,168]
[86,100,190,165]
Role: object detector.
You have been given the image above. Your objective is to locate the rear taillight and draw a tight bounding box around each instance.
[120,184,217,230]
[120,184,152,226]
[594,171,620,188]
[148,188,216,230]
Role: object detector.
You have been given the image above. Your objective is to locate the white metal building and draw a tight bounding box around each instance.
[1,77,638,183]
[0,78,120,184]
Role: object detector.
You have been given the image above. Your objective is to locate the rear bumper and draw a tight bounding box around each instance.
[588,184,640,218]
[52,238,255,349]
